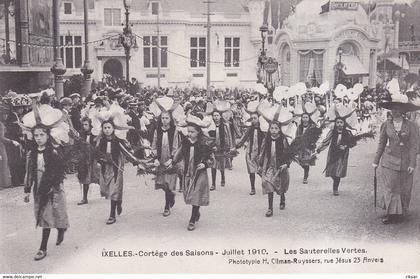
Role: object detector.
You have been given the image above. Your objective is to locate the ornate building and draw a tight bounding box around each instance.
[274,0,380,88]
[59,0,269,88]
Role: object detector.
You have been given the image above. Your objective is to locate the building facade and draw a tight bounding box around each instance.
[274,0,380,89]
[59,0,271,88]
[393,0,420,75]
[0,0,55,94]
[368,0,420,79]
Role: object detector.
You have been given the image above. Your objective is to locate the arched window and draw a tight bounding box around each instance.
[337,42,360,58]
[298,49,325,86]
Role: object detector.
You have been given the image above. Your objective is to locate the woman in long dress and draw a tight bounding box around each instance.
[295,113,317,184]
[21,103,70,261]
[236,101,265,195]
[373,104,419,224]
[258,121,292,217]
[77,117,100,205]
[95,120,139,225]
[24,126,69,261]
[209,103,234,191]
[293,102,321,184]
[151,111,180,217]
[171,115,213,231]
[317,105,357,196]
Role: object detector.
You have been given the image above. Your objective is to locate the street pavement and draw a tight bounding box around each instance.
[1,140,420,274]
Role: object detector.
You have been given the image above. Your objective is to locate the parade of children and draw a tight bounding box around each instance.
[1,77,420,262]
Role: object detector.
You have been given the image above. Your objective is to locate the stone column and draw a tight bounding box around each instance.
[80,0,93,98]
[18,0,29,66]
[50,0,66,99]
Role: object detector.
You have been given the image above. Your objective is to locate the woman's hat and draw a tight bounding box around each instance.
[148,96,180,118]
[206,100,231,115]
[290,82,307,97]
[334,84,348,99]
[258,103,296,140]
[273,86,291,102]
[155,96,179,113]
[21,104,70,145]
[185,114,211,128]
[69,93,81,99]
[378,78,420,112]
[9,95,32,107]
[254,83,267,96]
[262,105,294,125]
[293,102,321,125]
[60,97,72,107]
[326,104,358,129]
[89,103,134,140]
[245,100,260,114]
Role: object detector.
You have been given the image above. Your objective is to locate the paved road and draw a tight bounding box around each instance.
[1,141,419,274]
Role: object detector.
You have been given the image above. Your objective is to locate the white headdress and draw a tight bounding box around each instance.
[21,104,70,145]
[90,103,133,140]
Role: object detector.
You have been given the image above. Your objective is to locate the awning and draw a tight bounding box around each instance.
[386,56,409,70]
[340,55,369,76]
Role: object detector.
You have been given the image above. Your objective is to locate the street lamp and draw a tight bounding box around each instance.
[259,24,269,56]
[334,47,344,87]
[120,0,138,83]
[257,24,278,96]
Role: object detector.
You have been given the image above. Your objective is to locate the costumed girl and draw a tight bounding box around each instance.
[170,115,213,231]
[206,100,235,191]
[316,104,358,196]
[150,96,183,217]
[293,102,321,184]
[373,79,419,224]
[76,116,100,205]
[21,104,70,261]
[257,104,296,217]
[90,105,140,225]
[235,100,265,195]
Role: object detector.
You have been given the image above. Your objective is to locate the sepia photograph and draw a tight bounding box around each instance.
[0,0,419,277]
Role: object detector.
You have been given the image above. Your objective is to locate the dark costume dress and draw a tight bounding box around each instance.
[77,132,99,185]
[236,125,265,174]
[209,121,233,170]
[127,110,149,159]
[24,148,69,229]
[173,138,213,206]
[317,128,355,178]
[295,123,317,167]
[151,126,179,191]
[95,136,138,201]
[258,135,291,195]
